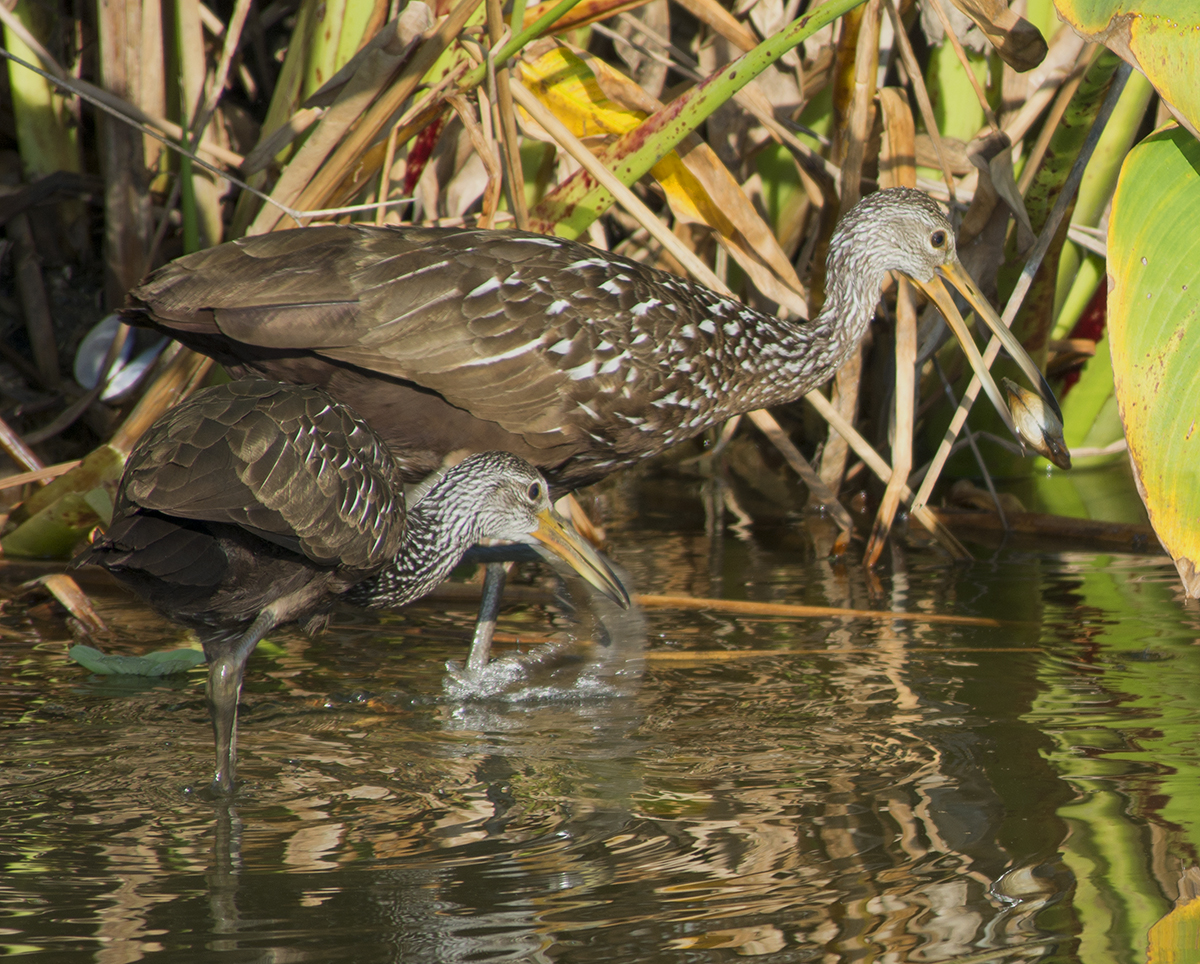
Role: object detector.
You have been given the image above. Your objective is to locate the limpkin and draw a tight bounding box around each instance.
[76,379,628,793]
[123,188,1068,655]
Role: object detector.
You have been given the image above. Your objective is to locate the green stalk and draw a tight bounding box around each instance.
[461,0,585,90]
[998,50,1123,347]
[177,109,201,254]
[2,1,81,179]
[510,0,527,35]
[660,0,863,148]
[1052,69,1153,332]
[545,0,863,238]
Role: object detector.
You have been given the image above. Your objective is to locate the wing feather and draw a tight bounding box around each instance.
[121,380,407,572]
[127,225,763,474]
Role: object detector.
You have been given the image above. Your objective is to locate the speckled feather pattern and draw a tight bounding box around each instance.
[348,451,555,608]
[128,188,959,491]
[119,379,408,571]
[80,381,578,633]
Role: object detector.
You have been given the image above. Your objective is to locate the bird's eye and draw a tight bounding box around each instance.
[930,229,947,249]
[527,482,541,501]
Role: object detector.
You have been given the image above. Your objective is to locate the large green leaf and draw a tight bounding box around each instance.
[1108,125,1200,595]
[1054,0,1200,135]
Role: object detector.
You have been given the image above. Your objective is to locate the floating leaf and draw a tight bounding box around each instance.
[69,644,206,677]
[1107,125,1200,594]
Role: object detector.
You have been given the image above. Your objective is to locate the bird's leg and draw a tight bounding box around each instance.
[466,562,509,675]
[205,612,275,794]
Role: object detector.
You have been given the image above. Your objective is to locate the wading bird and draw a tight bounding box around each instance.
[124,188,1069,663]
[77,379,628,793]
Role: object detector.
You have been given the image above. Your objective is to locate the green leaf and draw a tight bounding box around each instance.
[1028,456,1147,523]
[1,492,105,559]
[1059,323,1124,457]
[1054,0,1200,135]
[926,40,987,143]
[1,445,125,559]
[69,644,206,677]
[1108,124,1200,594]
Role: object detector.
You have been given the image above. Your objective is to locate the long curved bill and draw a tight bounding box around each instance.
[531,508,631,609]
[913,262,1071,470]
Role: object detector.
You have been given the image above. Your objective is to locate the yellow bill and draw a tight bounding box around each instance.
[531,508,630,608]
[914,262,1071,470]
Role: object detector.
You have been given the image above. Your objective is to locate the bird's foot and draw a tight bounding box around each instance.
[443,635,622,701]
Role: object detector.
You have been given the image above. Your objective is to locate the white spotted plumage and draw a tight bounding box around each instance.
[130,189,969,493]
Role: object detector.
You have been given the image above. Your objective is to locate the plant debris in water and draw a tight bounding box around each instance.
[69,643,205,676]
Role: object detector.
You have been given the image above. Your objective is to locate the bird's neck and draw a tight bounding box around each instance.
[721,260,888,415]
[805,261,888,373]
[350,471,488,609]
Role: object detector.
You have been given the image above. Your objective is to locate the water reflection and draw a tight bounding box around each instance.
[1,471,1198,961]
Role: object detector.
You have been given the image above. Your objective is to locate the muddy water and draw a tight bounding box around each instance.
[2,470,1198,962]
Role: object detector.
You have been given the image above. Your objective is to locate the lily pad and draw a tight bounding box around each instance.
[69,644,205,677]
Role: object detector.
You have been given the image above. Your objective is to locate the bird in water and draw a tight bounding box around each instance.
[76,379,628,794]
[122,188,1069,665]
[124,188,1068,485]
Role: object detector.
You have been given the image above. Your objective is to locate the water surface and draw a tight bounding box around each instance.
[2,471,1197,962]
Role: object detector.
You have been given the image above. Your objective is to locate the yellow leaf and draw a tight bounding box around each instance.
[519,45,807,313]
[1149,896,1200,964]
[519,46,643,139]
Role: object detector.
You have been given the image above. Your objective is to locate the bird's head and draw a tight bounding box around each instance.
[830,187,959,284]
[828,188,1070,469]
[444,453,630,608]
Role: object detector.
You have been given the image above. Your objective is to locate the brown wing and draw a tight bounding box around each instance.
[128,227,788,475]
[120,379,407,572]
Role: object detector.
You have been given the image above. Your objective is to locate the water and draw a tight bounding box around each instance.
[2,470,1198,962]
